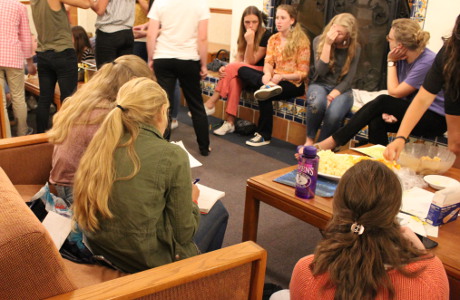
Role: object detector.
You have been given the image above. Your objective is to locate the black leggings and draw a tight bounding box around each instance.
[238,66,305,140]
[332,94,447,146]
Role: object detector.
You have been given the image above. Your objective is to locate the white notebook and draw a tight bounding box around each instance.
[195,183,225,214]
[171,140,202,168]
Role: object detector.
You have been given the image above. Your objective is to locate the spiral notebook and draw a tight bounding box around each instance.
[273,170,338,198]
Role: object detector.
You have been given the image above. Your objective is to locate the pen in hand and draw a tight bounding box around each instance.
[193,178,200,185]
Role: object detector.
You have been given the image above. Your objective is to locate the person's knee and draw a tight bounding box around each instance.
[307,90,326,114]
[237,66,251,77]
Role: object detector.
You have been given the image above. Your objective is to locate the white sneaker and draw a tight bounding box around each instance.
[187,106,216,117]
[213,121,235,136]
[171,120,179,130]
[246,132,270,147]
[254,85,283,101]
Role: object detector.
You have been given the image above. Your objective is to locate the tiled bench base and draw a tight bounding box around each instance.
[185,73,448,148]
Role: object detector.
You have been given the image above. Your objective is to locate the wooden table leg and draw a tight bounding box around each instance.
[242,185,260,242]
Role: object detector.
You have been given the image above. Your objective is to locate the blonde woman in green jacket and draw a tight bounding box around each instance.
[73,77,228,273]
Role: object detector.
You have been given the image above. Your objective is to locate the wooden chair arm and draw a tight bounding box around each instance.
[0,133,49,149]
[47,241,267,300]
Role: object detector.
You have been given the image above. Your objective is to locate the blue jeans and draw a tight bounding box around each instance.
[306,83,353,142]
[54,184,74,207]
[193,200,229,253]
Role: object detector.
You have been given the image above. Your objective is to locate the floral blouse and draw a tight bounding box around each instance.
[264,32,310,87]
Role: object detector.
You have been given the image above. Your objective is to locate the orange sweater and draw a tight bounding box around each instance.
[290,255,449,300]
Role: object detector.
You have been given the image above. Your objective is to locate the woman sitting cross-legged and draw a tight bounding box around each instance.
[271,160,449,300]
[238,4,310,147]
[200,6,271,136]
[305,13,361,145]
[73,77,229,273]
[308,18,446,151]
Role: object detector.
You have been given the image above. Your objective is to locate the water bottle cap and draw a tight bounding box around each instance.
[302,146,317,157]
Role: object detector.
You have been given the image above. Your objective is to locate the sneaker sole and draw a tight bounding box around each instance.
[245,140,271,147]
[213,129,234,136]
[254,87,282,101]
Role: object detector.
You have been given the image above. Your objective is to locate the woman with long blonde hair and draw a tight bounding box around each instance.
[305,13,360,146]
[202,6,271,136]
[238,4,310,147]
[47,55,153,205]
[310,18,446,152]
[73,77,228,273]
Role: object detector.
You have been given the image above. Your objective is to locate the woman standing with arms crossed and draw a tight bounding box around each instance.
[385,14,460,168]
[238,4,310,147]
[204,6,271,136]
[30,0,91,133]
[305,13,360,146]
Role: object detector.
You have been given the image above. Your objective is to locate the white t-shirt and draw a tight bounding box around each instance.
[148,0,209,61]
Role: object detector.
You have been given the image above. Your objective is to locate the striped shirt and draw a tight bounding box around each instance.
[95,0,135,33]
[0,0,33,69]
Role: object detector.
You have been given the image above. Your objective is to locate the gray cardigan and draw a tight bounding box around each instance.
[311,36,361,93]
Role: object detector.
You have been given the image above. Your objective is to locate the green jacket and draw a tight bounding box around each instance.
[84,123,200,273]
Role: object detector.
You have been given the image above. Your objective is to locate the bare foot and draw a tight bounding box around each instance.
[316,137,337,151]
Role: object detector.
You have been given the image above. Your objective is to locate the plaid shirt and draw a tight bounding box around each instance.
[0,0,33,69]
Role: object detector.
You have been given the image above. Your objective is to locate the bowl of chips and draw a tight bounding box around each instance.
[398,143,456,175]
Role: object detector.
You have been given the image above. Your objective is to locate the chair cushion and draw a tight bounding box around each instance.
[62,259,126,289]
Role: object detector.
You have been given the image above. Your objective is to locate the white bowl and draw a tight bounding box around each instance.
[423,175,460,190]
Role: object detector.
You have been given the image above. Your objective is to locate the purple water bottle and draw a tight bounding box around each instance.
[295,146,319,199]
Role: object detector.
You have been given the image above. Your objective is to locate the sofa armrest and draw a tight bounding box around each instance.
[47,241,267,300]
[0,133,53,185]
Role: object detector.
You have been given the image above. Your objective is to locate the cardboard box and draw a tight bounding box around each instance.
[426,186,460,226]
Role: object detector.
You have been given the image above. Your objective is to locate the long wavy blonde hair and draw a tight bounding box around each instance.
[237,6,266,56]
[316,13,358,80]
[47,55,153,144]
[277,5,310,59]
[73,77,169,232]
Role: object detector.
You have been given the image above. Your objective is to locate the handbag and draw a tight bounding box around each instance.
[207,49,229,72]
[234,118,257,136]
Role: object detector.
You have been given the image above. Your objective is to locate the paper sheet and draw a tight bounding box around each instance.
[397,212,427,237]
[171,140,202,168]
[195,183,225,214]
[401,187,434,219]
[42,211,72,249]
[424,223,439,238]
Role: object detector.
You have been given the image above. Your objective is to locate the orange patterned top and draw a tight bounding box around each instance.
[290,254,449,300]
[264,32,310,87]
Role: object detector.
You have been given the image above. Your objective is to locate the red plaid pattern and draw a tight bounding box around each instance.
[0,0,33,69]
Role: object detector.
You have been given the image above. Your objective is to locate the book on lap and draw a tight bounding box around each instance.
[195,183,225,214]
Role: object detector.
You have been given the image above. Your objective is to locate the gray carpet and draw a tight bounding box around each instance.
[172,109,323,288]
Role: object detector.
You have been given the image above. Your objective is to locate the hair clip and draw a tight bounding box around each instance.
[350,222,365,235]
[116,104,126,112]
